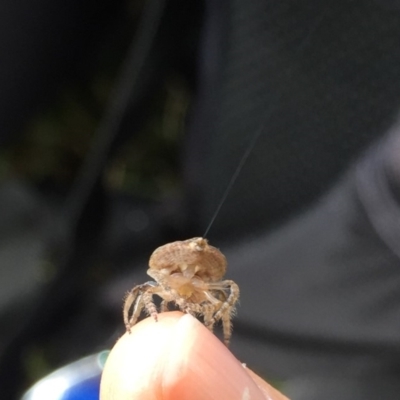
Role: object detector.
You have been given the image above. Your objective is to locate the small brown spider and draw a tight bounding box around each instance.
[123,237,239,346]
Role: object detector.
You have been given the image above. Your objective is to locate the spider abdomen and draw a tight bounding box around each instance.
[148,237,227,282]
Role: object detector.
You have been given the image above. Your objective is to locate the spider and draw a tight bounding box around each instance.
[123,237,240,346]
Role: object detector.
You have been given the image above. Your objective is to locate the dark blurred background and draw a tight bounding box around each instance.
[2,0,400,399]
[0,0,196,397]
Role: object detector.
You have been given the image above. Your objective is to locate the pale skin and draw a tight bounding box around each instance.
[100,312,290,400]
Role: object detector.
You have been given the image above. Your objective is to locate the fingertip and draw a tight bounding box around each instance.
[100,312,185,400]
[100,312,287,400]
[161,314,267,400]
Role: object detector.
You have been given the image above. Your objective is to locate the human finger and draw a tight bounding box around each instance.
[100,311,288,400]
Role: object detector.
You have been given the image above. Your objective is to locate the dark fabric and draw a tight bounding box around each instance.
[284,375,400,400]
[227,144,400,378]
[183,0,400,395]
[186,0,400,238]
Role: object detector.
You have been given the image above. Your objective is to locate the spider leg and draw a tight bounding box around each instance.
[175,298,196,315]
[202,303,217,331]
[127,292,145,329]
[175,300,218,332]
[210,280,239,346]
[123,282,158,331]
[143,289,160,322]
[212,280,239,319]
[147,268,170,288]
[123,285,142,331]
[221,306,237,346]
[160,300,169,312]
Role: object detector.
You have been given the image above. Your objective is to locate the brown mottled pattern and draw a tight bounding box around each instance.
[148,237,227,282]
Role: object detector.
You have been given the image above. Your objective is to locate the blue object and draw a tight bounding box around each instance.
[22,350,109,400]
